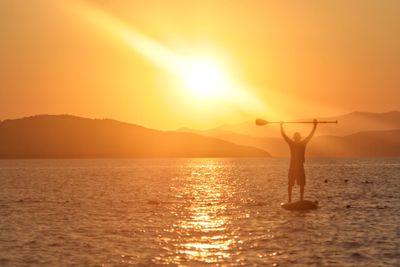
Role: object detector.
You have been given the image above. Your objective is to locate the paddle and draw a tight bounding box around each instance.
[255,119,338,126]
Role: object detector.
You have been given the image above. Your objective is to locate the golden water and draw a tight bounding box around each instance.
[0,158,398,266]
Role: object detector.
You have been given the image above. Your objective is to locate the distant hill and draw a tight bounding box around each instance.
[209,129,400,157]
[0,115,270,158]
[178,111,400,157]
[181,111,400,138]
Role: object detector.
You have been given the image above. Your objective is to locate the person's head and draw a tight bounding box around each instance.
[293,132,301,142]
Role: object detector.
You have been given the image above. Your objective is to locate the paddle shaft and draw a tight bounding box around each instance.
[255,118,338,126]
[267,120,338,124]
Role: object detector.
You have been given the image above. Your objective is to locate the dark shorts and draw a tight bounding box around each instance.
[288,164,306,186]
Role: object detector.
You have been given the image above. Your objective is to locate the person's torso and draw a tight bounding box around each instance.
[289,142,306,165]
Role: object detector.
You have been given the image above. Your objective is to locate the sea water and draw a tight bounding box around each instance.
[0,158,398,266]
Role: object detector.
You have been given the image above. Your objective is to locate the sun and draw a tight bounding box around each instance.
[179,57,230,99]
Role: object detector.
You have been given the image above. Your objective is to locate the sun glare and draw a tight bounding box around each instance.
[180,57,229,99]
[72,0,267,114]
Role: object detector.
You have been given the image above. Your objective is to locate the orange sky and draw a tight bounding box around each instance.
[1,0,399,130]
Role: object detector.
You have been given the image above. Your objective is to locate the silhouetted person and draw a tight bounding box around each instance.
[281,120,318,203]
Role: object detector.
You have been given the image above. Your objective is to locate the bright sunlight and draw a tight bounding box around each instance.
[179,56,229,99]
[72,0,267,115]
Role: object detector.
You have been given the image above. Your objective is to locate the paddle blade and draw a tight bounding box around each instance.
[255,118,268,126]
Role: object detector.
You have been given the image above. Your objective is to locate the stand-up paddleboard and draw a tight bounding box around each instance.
[281,200,318,211]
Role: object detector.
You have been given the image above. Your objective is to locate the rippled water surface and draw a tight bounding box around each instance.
[0,158,399,266]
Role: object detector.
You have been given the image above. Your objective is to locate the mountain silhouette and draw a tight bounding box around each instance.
[202,129,400,157]
[0,115,270,158]
[180,111,400,138]
[179,111,400,157]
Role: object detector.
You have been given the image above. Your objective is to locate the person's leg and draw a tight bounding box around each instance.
[288,185,293,203]
[300,185,304,201]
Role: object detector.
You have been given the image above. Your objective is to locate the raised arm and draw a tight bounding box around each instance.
[303,119,318,144]
[280,122,292,144]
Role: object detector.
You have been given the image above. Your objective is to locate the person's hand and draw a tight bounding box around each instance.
[313,119,318,126]
[280,121,284,126]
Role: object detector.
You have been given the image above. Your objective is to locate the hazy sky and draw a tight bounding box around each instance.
[1,0,399,129]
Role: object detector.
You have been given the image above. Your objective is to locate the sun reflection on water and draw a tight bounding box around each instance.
[157,160,239,265]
